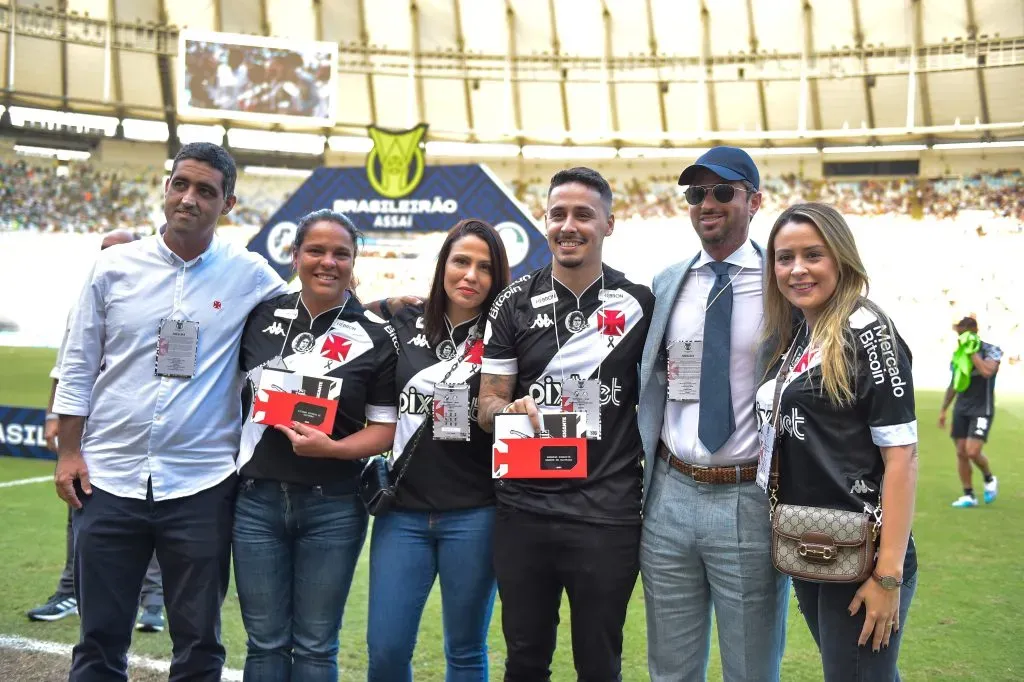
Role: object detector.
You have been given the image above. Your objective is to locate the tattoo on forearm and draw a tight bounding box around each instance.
[479,373,516,432]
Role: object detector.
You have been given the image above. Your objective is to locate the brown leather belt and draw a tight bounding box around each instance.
[657,442,758,485]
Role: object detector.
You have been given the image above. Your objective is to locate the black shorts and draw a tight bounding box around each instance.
[951,413,994,442]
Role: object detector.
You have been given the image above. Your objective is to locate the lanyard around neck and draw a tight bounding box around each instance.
[550,270,605,388]
[277,293,350,366]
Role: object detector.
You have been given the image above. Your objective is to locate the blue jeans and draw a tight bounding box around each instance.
[793,569,917,682]
[233,478,368,682]
[367,506,497,682]
[640,457,789,682]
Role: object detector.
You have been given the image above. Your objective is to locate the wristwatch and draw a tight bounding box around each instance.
[872,571,903,590]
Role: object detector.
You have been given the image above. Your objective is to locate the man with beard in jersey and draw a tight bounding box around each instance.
[637,147,788,682]
[479,167,654,682]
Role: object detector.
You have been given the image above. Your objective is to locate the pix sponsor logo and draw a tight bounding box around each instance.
[399,388,479,421]
[527,375,623,408]
[399,386,433,415]
[779,407,806,440]
[858,323,907,397]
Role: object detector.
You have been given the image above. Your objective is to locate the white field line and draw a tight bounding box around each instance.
[0,634,244,680]
[0,476,52,489]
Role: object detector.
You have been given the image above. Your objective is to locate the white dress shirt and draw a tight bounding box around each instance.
[53,233,288,501]
[661,239,764,466]
[50,310,71,381]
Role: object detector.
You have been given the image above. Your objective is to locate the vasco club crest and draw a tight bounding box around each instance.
[365,124,428,199]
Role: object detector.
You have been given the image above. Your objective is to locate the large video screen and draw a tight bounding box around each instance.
[178,30,338,126]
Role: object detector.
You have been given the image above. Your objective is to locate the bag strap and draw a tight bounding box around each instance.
[768,336,805,518]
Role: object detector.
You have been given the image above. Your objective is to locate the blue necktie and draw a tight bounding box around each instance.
[698,261,735,453]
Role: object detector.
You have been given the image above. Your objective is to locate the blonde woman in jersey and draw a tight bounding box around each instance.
[756,202,919,682]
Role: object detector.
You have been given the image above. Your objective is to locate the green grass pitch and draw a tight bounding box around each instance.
[0,346,1021,680]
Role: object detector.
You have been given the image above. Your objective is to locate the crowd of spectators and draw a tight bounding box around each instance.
[0,159,160,233]
[0,158,299,233]
[515,170,1024,226]
[3,156,1021,233]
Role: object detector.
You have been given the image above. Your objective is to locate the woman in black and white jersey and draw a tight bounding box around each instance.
[233,209,399,682]
[367,219,510,682]
[755,203,919,682]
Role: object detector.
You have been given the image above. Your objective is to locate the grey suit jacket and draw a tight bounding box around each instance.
[638,241,773,507]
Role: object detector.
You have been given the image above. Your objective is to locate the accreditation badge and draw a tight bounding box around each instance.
[667,339,702,401]
[560,377,601,440]
[756,422,776,493]
[155,319,199,378]
[432,382,471,441]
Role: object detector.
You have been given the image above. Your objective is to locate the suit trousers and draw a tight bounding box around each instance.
[641,457,789,682]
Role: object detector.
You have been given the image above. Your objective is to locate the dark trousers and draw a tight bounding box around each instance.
[69,475,237,682]
[793,571,917,682]
[58,508,164,607]
[493,504,640,682]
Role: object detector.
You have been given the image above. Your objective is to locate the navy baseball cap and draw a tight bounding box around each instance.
[677,146,760,191]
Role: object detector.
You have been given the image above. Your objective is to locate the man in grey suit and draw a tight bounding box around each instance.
[638,147,788,681]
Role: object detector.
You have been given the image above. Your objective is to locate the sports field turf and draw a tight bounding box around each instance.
[0,346,1021,680]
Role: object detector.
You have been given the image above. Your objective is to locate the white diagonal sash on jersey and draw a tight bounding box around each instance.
[535,289,644,410]
[392,336,480,465]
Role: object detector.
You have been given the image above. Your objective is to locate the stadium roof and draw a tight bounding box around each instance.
[1,0,1022,149]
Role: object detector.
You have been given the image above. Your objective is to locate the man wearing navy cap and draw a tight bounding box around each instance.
[637,147,788,681]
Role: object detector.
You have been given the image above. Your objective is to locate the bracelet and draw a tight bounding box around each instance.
[45,413,59,421]
[378,299,392,319]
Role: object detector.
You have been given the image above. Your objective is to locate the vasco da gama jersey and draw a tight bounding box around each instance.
[237,292,398,488]
[390,304,495,511]
[953,340,1002,417]
[756,303,917,515]
[483,263,654,525]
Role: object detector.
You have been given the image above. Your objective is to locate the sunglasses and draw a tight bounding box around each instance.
[684,184,751,205]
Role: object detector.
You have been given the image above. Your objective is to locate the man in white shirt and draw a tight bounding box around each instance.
[30,230,166,634]
[637,147,788,681]
[53,142,288,681]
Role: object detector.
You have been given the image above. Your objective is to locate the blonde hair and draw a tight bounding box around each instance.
[762,202,891,406]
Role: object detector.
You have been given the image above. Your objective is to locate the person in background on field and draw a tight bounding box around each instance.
[30,230,166,634]
[939,315,1001,508]
[53,142,289,681]
[367,218,510,681]
[756,202,918,681]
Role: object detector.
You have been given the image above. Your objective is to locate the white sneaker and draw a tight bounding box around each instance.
[951,495,979,508]
[984,477,998,504]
